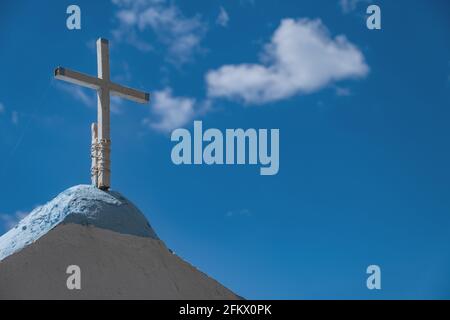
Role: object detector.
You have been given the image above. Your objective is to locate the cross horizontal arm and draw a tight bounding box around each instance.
[110,82,150,104]
[54,67,102,90]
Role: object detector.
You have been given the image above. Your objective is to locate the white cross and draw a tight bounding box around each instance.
[54,38,149,190]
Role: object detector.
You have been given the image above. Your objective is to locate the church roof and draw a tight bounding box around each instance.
[0,185,158,261]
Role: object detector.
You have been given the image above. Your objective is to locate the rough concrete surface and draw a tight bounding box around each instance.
[0,223,240,300]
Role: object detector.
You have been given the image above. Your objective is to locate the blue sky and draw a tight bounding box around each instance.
[1,0,450,299]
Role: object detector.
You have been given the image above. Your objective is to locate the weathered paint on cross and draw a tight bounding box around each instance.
[54,38,150,190]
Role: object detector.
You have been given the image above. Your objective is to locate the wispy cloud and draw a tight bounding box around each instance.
[110,96,125,114]
[216,6,229,27]
[11,111,19,125]
[55,82,127,114]
[447,60,450,85]
[0,104,20,126]
[239,0,255,7]
[143,88,196,133]
[339,0,370,14]
[206,18,369,105]
[56,82,96,108]
[112,0,207,64]
[226,209,252,218]
[0,211,28,231]
[335,86,352,96]
[112,62,133,84]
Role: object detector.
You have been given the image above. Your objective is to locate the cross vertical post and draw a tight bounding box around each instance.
[96,38,111,190]
[91,123,98,186]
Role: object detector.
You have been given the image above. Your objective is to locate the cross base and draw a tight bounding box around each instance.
[91,123,111,190]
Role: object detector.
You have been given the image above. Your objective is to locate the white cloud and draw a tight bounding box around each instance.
[112,0,207,64]
[144,88,196,133]
[339,0,370,14]
[206,18,369,105]
[216,6,229,27]
[0,211,28,230]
